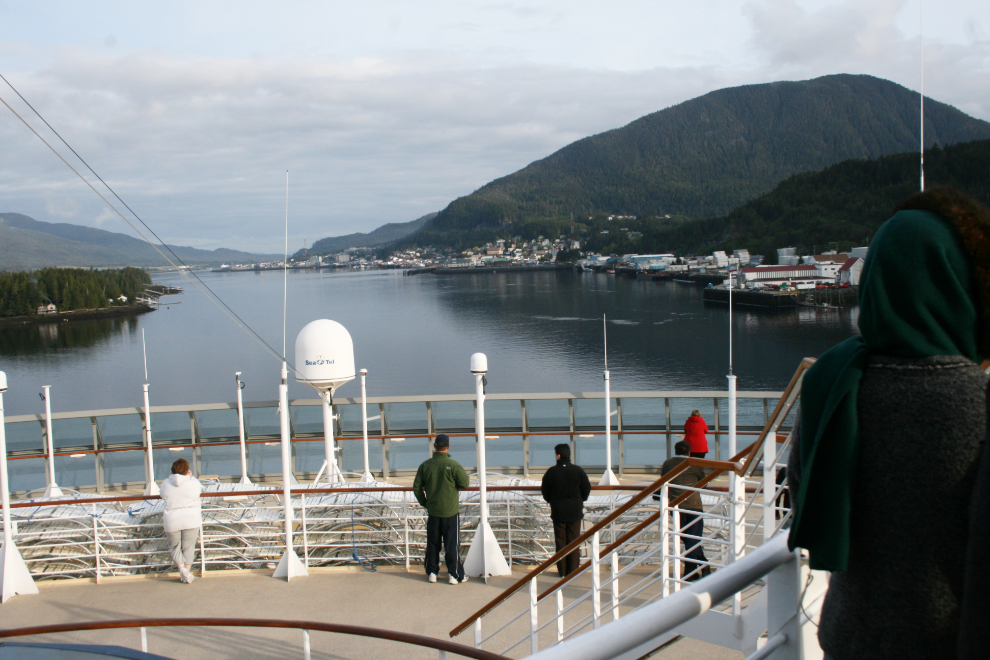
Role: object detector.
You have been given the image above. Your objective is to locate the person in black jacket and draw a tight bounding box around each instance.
[541,443,592,577]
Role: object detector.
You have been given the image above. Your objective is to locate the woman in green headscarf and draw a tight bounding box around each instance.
[787,187,989,660]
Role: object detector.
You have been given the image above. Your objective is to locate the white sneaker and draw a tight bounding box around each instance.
[428,573,437,583]
[179,567,190,583]
[460,575,469,583]
[449,575,459,585]
[185,571,195,584]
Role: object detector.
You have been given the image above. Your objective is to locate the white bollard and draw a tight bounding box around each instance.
[41,385,63,498]
[0,371,40,602]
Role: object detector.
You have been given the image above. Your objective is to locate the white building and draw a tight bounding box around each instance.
[837,257,864,286]
[739,264,829,289]
[777,247,800,266]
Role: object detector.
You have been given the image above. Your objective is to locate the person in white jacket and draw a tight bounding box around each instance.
[160,458,203,583]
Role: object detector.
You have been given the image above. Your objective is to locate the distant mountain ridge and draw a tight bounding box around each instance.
[422,74,990,239]
[0,213,279,270]
[295,212,436,259]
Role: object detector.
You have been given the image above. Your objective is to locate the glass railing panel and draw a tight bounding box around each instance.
[485,399,523,431]
[620,397,664,429]
[150,412,191,444]
[574,398,616,430]
[485,434,522,471]
[388,436,434,470]
[245,407,280,438]
[667,397,715,444]
[5,420,44,453]
[198,444,243,480]
[525,399,570,430]
[56,452,96,489]
[622,433,670,467]
[248,441,282,477]
[194,409,240,441]
[96,414,144,446]
[103,447,146,485]
[51,417,94,450]
[9,457,45,494]
[447,434,476,470]
[289,404,323,437]
[338,403,368,435]
[529,434,570,469]
[339,436,383,473]
[383,402,428,434]
[294,438,324,475]
[154,447,187,481]
[432,401,474,432]
[574,432,618,468]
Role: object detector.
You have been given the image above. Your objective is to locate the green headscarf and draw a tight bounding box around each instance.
[788,210,980,571]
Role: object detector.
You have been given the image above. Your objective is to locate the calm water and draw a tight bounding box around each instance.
[1,269,861,491]
[0,269,859,416]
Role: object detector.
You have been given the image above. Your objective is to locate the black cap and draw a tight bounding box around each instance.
[435,434,450,449]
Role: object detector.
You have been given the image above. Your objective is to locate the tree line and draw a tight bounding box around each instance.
[0,267,152,318]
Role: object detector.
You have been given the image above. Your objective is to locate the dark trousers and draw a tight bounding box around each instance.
[690,451,707,460]
[425,513,464,580]
[553,519,582,577]
[679,511,707,568]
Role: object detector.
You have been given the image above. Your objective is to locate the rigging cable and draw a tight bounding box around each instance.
[0,75,299,374]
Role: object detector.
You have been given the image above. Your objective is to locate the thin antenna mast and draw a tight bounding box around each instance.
[920,0,925,192]
[283,170,289,364]
[142,328,148,382]
[603,314,608,371]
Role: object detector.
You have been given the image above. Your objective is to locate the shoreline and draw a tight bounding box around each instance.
[0,303,154,329]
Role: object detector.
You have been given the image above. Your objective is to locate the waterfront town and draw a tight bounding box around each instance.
[209,236,867,292]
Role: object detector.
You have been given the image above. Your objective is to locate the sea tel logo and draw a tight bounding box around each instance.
[305,355,335,367]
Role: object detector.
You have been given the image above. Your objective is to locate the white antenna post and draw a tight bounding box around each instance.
[0,371,40,602]
[41,386,62,498]
[600,315,618,486]
[235,373,251,485]
[274,172,307,580]
[464,353,510,580]
[141,329,159,496]
[360,369,374,482]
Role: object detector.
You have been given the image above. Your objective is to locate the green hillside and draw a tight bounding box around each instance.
[580,138,990,260]
[422,74,990,242]
[0,267,151,317]
[0,213,279,269]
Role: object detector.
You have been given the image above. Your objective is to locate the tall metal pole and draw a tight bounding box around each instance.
[142,330,158,496]
[600,317,618,485]
[235,372,251,485]
[0,371,40,602]
[321,391,342,483]
[41,386,62,498]
[360,369,373,482]
[273,362,307,579]
[463,353,510,578]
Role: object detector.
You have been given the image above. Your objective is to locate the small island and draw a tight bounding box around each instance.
[0,267,159,328]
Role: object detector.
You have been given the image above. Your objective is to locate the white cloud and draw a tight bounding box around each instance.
[0,1,987,253]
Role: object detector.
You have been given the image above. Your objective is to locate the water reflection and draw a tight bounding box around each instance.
[0,316,139,357]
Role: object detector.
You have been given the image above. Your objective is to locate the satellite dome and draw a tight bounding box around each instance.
[294,320,356,393]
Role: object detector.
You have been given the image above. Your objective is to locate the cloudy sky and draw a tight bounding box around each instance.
[1,0,987,253]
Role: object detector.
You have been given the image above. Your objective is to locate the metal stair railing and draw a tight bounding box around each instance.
[448,358,814,656]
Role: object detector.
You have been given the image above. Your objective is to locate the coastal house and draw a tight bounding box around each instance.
[804,253,849,280]
[117,294,128,303]
[36,303,57,315]
[837,257,863,285]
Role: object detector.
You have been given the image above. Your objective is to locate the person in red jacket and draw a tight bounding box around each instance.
[683,410,709,459]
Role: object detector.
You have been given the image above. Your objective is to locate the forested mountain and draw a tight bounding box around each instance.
[579,138,990,260]
[0,213,278,270]
[295,212,436,259]
[420,74,990,243]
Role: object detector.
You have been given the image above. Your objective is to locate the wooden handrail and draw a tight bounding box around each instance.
[446,456,744,638]
[0,617,508,660]
[449,356,815,639]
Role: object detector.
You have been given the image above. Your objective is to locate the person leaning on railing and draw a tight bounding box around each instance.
[657,440,709,580]
[160,457,203,584]
[786,187,990,660]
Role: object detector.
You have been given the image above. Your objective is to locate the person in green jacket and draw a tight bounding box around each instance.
[413,434,470,584]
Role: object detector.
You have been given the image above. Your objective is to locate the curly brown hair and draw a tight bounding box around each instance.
[895,186,990,358]
[171,458,190,475]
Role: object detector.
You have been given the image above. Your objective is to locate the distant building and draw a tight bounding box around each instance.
[803,254,849,280]
[36,303,57,315]
[837,257,864,286]
[739,264,828,289]
[117,294,128,303]
[777,247,800,266]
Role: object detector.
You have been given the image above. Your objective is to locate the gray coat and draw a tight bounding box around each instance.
[788,355,988,660]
